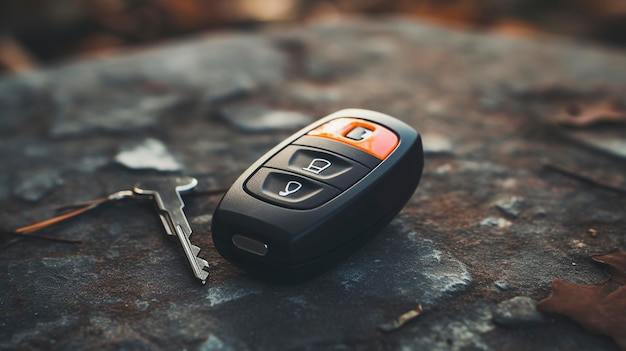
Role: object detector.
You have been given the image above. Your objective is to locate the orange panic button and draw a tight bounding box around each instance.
[306,118,399,159]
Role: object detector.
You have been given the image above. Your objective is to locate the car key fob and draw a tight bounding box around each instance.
[211,108,424,279]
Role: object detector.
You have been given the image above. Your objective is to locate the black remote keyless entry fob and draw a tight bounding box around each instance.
[211,109,424,279]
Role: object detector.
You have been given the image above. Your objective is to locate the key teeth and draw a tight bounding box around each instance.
[196,256,209,268]
[191,245,201,256]
[195,254,209,283]
[196,264,209,284]
[199,272,209,284]
[190,245,209,283]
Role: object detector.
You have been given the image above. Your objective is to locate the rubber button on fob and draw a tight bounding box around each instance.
[306,118,399,159]
[345,126,373,141]
[264,146,370,189]
[294,136,381,169]
[246,168,340,210]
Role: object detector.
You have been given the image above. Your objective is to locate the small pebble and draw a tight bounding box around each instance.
[492,296,544,327]
[494,280,510,291]
[422,133,453,154]
[135,300,150,311]
[495,196,524,218]
[435,163,453,175]
[480,217,512,228]
[115,138,183,172]
[571,239,586,249]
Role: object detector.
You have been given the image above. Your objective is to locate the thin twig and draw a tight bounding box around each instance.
[8,231,81,243]
[0,236,22,249]
[0,230,81,247]
[15,202,104,234]
[543,164,626,195]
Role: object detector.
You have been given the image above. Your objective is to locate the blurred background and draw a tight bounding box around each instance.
[1,0,625,74]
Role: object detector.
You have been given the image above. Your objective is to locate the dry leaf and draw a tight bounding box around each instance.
[556,101,626,127]
[378,304,423,332]
[593,249,626,285]
[538,249,626,350]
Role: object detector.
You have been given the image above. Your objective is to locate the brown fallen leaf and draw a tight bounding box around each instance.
[593,249,626,285]
[538,249,626,350]
[556,101,626,127]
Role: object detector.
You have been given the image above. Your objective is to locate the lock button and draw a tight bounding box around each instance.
[245,168,340,210]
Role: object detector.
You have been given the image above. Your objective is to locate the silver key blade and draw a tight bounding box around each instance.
[174,224,210,282]
[134,177,210,283]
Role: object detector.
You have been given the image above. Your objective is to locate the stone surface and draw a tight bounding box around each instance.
[492,296,545,327]
[1,17,625,351]
[219,103,314,133]
[397,304,496,351]
[13,169,63,202]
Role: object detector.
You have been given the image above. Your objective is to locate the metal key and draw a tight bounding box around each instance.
[133,177,209,284]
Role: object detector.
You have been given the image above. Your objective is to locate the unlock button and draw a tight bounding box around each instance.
[245,168,340,210]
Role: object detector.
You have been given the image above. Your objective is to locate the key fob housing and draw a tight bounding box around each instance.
[211,109,423,279]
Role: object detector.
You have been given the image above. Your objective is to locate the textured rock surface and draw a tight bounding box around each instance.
[1,18,625,350]
[492,296,545,327]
